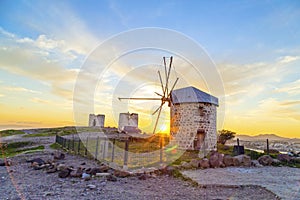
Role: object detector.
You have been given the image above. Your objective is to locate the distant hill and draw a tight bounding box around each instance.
[234,134,299,141]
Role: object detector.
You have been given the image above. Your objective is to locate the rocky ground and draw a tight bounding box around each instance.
[0,149,279,200]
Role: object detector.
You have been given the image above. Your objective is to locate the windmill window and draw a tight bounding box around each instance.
[199,106,205,116]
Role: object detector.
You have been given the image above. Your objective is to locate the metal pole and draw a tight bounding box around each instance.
[237,138,240,155]
[267,139,269,155]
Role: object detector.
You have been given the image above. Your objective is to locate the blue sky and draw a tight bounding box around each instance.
[0,0,299,137]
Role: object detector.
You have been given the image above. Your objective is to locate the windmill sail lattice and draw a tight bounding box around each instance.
[118,56,179,134]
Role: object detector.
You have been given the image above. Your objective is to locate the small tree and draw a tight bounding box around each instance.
[218,129,236,145]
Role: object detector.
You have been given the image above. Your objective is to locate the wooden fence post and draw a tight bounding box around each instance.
[77,139,81,155]
[111,139,115,162]
[102,138,106,160]
[85,136,89,156]
[123,139,129,168]
[160,136,163,163]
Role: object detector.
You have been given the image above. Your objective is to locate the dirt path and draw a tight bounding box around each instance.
[0,150,279,200]
[182,167,300,200]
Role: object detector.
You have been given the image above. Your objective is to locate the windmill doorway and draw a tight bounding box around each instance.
[194,129,206,150]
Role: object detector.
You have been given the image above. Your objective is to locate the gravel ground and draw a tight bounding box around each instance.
[182,167,300,200]
[0,150,279,200]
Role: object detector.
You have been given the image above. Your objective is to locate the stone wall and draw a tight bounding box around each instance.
[170,102,217,152]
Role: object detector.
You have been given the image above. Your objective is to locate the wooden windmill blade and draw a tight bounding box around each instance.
[118,56,178,134]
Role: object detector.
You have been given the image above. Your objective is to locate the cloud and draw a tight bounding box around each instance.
[278,55,300,64]
[2,86,40,94]
[30,97,72,109]
[0,28,81,100]
[247,98,300,121]
[218,55,300,105]
[275,79,300,95]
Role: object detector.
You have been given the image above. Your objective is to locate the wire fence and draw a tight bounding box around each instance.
[55,134,173,169]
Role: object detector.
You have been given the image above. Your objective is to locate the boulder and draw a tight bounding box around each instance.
[27,158,45,166]
[57,164,67,171]
[88,165,110,176]
[58,168,70,178]
[70,167,83,178]
[232,157,240,166]
[95,173,111,177]
[46,167,57,173]
[0,159,11,166]
[53,152,65,160]
[234,155,251,167]
[181,161,192,169]
[251,160,263,167]
[190,159,200,168]
[107,174,117,182]
[209,151,224,168]
[138,173,148,180]
[199,158,210,169]
[277,154,291,163]
[291,157,300,164]
[165,166,176,175]
[258,155,273,166]
[223,155,235,167]
[114,170,130,178]
[87,184,96,189]
[82,173,91,181]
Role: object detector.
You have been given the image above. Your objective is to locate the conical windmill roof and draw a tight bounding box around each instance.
[171,86,219,106]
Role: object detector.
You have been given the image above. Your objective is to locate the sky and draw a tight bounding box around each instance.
[0,0,299,138]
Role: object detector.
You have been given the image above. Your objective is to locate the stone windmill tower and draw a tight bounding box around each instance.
[171,87,219,151]
[118,57,218,152]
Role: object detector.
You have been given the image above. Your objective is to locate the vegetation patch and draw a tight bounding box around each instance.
[0,129,25,137]
[49,143,63,150]
[0,141,44,158]
[23,126,78,137]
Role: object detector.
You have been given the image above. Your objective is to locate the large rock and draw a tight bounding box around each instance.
[199,158,210,169]
[258,155,273,166]
[53,152,65,160]
[27,158,45,166]
[277,154,291,163]
[209,151,224,168]
[291,157,300,164]
[190,159,200,168]
[114,170,130,178]
[58,168,70,178]
[0,159,11,166]
[234,155,251,167]
[251,160,263,167]
[181,161,192,169]
[107,174,117,182]
[87,165,110,175]
[223,155,235,167]
[165,166,176,175]
[70,167,84,178]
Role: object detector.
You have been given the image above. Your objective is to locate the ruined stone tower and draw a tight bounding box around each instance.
[118,112,138,131]
[88,114,105,127]
[170,86,218,151]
